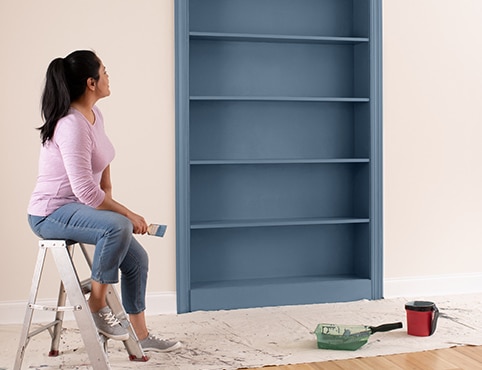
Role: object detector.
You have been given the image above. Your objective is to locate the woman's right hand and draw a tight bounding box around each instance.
[127,211,148,234]
[97,194,148,235]
[97,167,148,234]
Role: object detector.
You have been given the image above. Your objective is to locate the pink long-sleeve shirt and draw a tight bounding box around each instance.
[28,106,115,216]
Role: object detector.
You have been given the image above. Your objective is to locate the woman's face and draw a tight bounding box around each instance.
[94,62,110,99]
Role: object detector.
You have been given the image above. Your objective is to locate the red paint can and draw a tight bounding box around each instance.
[405,301,439,336]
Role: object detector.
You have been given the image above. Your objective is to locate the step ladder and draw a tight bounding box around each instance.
[14,240,149,370]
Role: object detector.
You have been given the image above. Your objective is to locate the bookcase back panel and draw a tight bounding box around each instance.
[190,224,368,282]
[190,164,369,221]
[190,41,356,97]
[189,0,369,37]
[190,101,359,160]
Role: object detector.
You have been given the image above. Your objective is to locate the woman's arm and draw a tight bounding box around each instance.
[100,165,113,198]
[97,165,148,234]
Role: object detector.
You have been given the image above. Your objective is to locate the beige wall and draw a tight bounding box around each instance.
[0,0,177,310]
[1,0,482,321]
[383,0,482,288]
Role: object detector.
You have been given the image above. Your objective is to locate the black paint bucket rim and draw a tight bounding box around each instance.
[405,300,436,312]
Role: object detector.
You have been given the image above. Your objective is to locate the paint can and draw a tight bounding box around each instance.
[405,301,439,336]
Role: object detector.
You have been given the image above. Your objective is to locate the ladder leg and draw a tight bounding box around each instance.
[48,280,67,356]
[49,243,76,356]
[13,244,48,370]
[105,285,148,361]
[79,243,148,362]
[49,241,111,370]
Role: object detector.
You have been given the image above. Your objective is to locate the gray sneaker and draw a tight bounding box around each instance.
[91,306,129,341]
[140,333,182,352]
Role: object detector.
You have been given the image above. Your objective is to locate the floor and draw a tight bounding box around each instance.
[250,345,482,369]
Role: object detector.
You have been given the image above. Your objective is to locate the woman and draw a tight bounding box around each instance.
[27,50,181,353]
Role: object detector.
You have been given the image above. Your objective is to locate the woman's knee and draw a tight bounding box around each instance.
[105,212,133,240]
[121,240,149,277]
[133,242,149,272]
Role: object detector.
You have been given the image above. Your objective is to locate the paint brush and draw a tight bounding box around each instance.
[147,224,167,237]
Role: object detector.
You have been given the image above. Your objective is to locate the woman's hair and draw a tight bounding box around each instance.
[38,50,100,144]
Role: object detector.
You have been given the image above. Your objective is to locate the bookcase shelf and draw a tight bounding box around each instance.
[191,217,370,230]
[190,31,369,45]
[190,96,370,102]
[176,0,383,313]
[190,159,369,165]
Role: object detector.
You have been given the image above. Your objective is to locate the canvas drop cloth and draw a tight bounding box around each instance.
[2,293,481,369]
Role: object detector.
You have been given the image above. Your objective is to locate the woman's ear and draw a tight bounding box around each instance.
[87,77,96,91]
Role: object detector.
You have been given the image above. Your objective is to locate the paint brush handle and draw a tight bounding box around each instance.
[147,224,167,237]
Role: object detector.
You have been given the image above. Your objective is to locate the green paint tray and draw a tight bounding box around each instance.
[314,322,403,351]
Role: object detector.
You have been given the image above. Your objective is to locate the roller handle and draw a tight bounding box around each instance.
[369,322,403,334]
[431,305,439,335]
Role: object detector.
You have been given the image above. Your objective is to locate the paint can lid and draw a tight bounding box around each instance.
[405,300,436,311]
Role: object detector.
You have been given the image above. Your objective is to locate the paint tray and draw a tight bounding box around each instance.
[314,323,371,351]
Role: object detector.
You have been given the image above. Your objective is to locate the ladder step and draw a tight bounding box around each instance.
[28,303,83,312]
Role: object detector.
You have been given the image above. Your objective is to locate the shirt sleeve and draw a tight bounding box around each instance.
[54,116,106,208]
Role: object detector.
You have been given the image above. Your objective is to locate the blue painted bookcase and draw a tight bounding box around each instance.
[175,0,383,313]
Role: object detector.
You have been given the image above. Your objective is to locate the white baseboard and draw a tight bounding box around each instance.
[0,291,177,325]
[144,291,177,316]
[384,272,482,298]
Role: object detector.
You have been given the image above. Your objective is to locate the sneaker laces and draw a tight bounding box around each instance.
[145,333,173,345]
[146,333,162,341]
[100,310,121,327]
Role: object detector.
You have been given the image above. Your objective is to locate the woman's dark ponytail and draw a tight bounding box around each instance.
[38,50,100,145]
[39,58,70,145]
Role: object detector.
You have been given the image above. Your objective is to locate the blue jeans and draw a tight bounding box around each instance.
[28,203,149,314]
